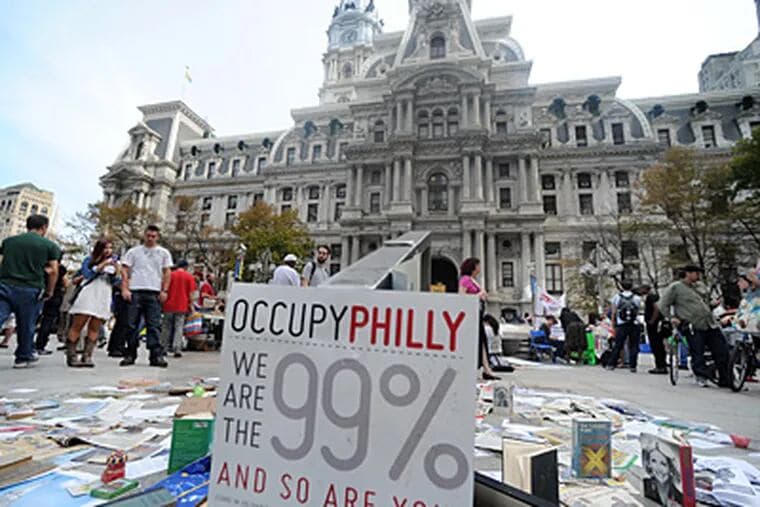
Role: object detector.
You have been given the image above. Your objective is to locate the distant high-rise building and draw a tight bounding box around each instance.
[0,183,56,241]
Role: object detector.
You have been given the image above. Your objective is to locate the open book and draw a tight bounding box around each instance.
[502,438,559,504]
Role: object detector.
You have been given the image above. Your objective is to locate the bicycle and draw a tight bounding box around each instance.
[666,323,691,386]
[725,329,760,392]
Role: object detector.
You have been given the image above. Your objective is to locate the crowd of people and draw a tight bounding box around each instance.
[532,264,760,388]
[0,217,226,369]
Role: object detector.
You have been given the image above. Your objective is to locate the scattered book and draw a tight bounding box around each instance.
[572,418,612,479]
[501,438,559,504]
[90,478,140,500]
[640,432,696,507]
[491,381,514,418]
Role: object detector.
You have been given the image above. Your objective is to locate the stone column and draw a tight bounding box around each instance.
[351,235,361,264]
[340,236,350,270]
[487,233,498,293]
[384,162,392,207]
[355,165,364,209]
[321,184,331,224]
[484,99,492,134]
[535,233,546,291]
[396,102,403,133]
[518,157,528,204]
[406,99,414,132]
[485,157,495,204]
[475,231,485,278]
[473,93,481,128]
[473,154,484,201]
[462,229,472,260]
[393,159,401,202]
[462,155,471,200]
[296,186,305,221]
[562,169,574,216]
[447,187,456,216]
[530,156,540,202]
[404,158,413,202]
[462,95,469,128]
[420,187,428,216]
[137,192,145,209]
[521,232,532,295]
[347,167,355,207]
[598,169,611,214]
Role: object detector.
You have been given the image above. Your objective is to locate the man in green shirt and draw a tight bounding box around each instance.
[0,214,61,368]
[656,265,730,388]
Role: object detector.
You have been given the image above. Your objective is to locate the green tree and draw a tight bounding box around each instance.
[728,128,760,249]
[233,201,314,281]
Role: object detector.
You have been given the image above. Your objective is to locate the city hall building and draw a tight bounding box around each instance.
[101,0,760,311]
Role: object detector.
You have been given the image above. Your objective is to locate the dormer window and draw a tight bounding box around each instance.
[430,36,446,59]
[575,125,588,147]
[702,125,717,148]
[612,123,625,145]
[135,142,144,160]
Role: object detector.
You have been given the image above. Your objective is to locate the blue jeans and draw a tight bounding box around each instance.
[0,283,42,362]
[608,323,641,369]
[125,290,163,360]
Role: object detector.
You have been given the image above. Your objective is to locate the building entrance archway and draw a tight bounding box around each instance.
[431,256,459,293]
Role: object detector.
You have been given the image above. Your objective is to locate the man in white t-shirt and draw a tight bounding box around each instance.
[119,225,173,367]
[271,254,300,287]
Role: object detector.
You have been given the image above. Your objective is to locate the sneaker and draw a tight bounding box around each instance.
[604,365,615,371]
[36,349,53,356]
[630,367,637,373]
[648,367,667,375]
[108,351,124,358]
[696,377,709,388]
[13,358,36,369]
[119,357,136,367]
[173,351,183,358]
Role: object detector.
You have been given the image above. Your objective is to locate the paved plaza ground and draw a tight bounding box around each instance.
[2,347,758,448]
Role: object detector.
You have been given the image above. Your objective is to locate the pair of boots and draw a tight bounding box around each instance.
[66,339,96,368]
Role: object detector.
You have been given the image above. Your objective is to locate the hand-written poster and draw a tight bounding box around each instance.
[209,284,479,507]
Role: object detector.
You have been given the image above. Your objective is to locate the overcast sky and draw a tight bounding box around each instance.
[0,0,756,225]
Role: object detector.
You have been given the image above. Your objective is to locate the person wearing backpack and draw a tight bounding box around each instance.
[301,245,331,288]
[605,280,642,372]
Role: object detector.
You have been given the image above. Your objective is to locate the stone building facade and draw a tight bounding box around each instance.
[0,183,56,241]
[101,0,760,312]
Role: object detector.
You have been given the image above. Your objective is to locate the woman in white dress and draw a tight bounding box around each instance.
[66,239,119,367]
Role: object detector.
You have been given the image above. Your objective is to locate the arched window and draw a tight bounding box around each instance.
[430,35,446,59]
[417,110,430,138]
[373,120,385,143]
[19,201,28,213]
[342,62,353,80]
[428,173,449,212]
[432,109,445,138]
[30,204,38,215]
[447,107,459,136]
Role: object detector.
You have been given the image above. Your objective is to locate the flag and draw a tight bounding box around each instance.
[184,65,193,84]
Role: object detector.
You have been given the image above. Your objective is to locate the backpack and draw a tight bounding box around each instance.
[617,293,639,324]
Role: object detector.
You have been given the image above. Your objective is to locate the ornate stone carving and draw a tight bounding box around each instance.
[417,75,459,95]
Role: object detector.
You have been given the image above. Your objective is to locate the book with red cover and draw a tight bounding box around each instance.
[640,432,696,507]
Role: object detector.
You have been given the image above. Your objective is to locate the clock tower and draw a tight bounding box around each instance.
[321,0,383,100]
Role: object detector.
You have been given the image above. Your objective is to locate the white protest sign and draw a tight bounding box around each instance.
[209,284,478,507]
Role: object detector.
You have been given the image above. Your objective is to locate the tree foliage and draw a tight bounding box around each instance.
[65,201,158,254]
[233,201,314,280]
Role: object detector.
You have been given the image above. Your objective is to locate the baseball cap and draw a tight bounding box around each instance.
[284,254,298,263]
[682,264,704,273]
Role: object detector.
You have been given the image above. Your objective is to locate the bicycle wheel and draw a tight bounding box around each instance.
[668,339,679,386]
[729,344,749,392]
